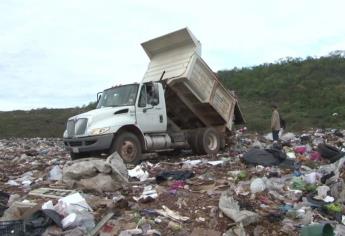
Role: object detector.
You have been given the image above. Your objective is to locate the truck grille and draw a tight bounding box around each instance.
[66,120,75,137]
[66,118,88,137]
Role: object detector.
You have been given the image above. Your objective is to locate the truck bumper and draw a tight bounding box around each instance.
[63,133,113,154]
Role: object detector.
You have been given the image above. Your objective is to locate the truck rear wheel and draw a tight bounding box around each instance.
[197,128,220,155]
[111,132,142,163]
[188,129,203,155]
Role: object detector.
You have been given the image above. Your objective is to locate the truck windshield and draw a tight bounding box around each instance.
[97,84,139,108]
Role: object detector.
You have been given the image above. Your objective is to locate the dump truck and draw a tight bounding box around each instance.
[63,28,244,162]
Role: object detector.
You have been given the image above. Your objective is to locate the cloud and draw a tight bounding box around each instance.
[0,0,345,110]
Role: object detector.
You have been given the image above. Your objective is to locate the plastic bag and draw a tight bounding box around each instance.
[250,178,266,193]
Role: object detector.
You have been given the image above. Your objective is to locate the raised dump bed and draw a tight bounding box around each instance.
[141,28,244,131]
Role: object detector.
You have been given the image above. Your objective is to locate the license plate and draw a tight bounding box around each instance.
[72,147,79,153]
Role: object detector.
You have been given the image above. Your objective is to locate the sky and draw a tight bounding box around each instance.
[1,0,345,111]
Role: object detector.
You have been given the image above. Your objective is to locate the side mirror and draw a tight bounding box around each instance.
[150,98,159,106]
[97,92,102,102]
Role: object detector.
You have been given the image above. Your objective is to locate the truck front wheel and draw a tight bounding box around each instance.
[70,152,86,160]
[111,132,142,163]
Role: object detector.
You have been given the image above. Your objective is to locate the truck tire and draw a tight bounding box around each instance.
[197,128,221,155]
[111,132,142,163]
[317,143,343,163]
[70,152,85,160]
[188,129,203,155]
[220,136,226,150]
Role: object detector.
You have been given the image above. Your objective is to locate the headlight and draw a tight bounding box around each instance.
[63,130,68,138]
[90,127,111,135]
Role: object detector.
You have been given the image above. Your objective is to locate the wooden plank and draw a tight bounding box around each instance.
[88,212,114,236]
[28,188,76,199]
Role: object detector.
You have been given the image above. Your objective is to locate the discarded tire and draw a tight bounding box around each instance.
[317,144,343,163]
[306,192,328,208]
[0,220,25,236]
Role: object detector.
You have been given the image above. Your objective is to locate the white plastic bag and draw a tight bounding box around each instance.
[48,165,62,181]
[250,178,266,193]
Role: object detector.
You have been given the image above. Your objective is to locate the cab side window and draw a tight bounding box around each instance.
[147,83,159,105]
[138,85,147,107]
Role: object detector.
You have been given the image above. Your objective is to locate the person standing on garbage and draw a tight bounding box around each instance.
[271,104,281,142]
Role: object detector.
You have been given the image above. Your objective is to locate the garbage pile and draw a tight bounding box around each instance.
[1,129,345,235]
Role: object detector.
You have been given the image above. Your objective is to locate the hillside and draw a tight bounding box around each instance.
[1,53,345,138]
[0,108,82,138]
[218,52,345,132]
[0,104,96,138]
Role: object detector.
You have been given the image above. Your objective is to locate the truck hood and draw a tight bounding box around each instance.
[69,106,134,123]
[64,106,137,138]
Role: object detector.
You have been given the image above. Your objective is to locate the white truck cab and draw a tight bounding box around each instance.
[64,82,169,162]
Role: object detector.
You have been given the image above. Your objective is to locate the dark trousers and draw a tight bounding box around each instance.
[272,130,279,141]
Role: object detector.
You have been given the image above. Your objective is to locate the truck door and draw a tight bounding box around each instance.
[136,83,167,133]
